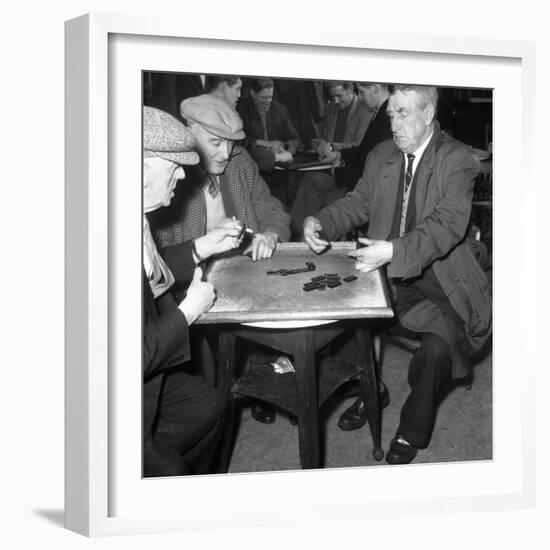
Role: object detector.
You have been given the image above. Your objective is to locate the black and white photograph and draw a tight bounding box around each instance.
[141,72,493,477]
[2,0,544,545]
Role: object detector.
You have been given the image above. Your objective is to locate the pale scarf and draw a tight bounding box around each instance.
[143,216,175,298]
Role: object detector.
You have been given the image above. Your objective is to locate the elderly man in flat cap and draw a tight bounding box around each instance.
[150,94,291,425]
[143,106,243,477]
[152,94,291,263]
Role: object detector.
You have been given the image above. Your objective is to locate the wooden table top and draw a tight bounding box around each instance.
[197,242,394,325]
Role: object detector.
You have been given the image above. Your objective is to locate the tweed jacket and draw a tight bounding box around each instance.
[317,95,372,151]
[316,121,491,378]
[151,145,291,250]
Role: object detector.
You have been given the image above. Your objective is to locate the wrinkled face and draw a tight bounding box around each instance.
[143,157,185,212]
[357,84,377,110]
[386,90,434,154]
[251,86,273,113]
[221,78,242,109]
[329,85,354,110]
[191,123,234,175]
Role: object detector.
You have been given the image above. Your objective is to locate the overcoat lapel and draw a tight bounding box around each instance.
[378,149,402,238]
[413,136,436,223]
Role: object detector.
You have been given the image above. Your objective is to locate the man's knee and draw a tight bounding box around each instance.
[420,333,450,362]
[207,387,228,421]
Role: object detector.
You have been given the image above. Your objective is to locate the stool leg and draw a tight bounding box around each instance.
[354,327,384,461]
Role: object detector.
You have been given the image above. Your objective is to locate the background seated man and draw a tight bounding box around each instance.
[290,82,392,240]
[238,77,302,204]
[142,106,242,477]
[312,81,371,156]
[303,85,491,465]
[150,94,291,425]
[207,75,243,110]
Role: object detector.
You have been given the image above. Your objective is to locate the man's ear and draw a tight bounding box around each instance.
[142,160,151,189]
[424,102,436,125]
[187,121,199,136]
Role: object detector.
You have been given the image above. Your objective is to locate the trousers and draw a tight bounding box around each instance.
[144,369,228,477]
[289,171,346,240]
[397,332,452,448]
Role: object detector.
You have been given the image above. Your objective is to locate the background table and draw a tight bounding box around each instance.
[197,242,394,469]
[273,151,331,205]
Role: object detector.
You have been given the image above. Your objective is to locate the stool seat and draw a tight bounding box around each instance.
[232,357,361,414]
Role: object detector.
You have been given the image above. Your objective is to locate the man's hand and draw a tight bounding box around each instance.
[319,150,340,165]
[256,139,285,153]
[314,140,331,157]
[347,238,393,273]
[194,218,243,260]
[286,141,298,155]
[303,216,330,254]
[274,150,293,163]
[268,140,286,153]
[245,231,278,261]
[178,267,216,325]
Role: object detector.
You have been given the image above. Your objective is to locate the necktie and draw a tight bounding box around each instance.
[207,174,220,199]
[399,153,416,238]
[404,153,416,192]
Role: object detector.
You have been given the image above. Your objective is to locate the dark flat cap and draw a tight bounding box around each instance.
[143,106,199,165]
[180,94,245,141]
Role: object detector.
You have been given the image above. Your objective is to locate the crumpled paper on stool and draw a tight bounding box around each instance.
[269,355,295,374]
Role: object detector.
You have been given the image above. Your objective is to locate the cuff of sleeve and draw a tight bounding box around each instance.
[387,238,422,279]
[192,239,206,263]
[314,213,333,240]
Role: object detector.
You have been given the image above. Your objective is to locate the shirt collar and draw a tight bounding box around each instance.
[403,129,434,175]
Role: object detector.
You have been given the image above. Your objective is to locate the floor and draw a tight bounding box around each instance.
[227,335,492,473]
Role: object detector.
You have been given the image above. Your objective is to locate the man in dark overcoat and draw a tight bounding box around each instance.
[303,85,491,464]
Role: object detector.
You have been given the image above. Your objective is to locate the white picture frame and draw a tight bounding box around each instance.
[65,12,537,537]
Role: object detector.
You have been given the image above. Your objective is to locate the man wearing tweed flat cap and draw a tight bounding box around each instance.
[150,95,291,425]
[143,106,240,477]
[151,94,290,263]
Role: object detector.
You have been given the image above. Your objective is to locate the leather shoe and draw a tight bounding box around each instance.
[337,385,390,431]
[251,403,276,424]
[385,435,418,465]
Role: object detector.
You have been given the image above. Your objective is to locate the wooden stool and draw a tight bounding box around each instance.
[217,320,384,470]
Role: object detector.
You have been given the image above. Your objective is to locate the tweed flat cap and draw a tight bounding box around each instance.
[180,94,245,141]
[143,106,199,165]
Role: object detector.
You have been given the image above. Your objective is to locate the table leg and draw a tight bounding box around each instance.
[354,327,384,461]
[217,330,238,472]
[217,330,237,392]
[292,328,320,469]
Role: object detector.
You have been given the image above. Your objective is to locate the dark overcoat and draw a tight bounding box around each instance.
[316,121,491,377]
